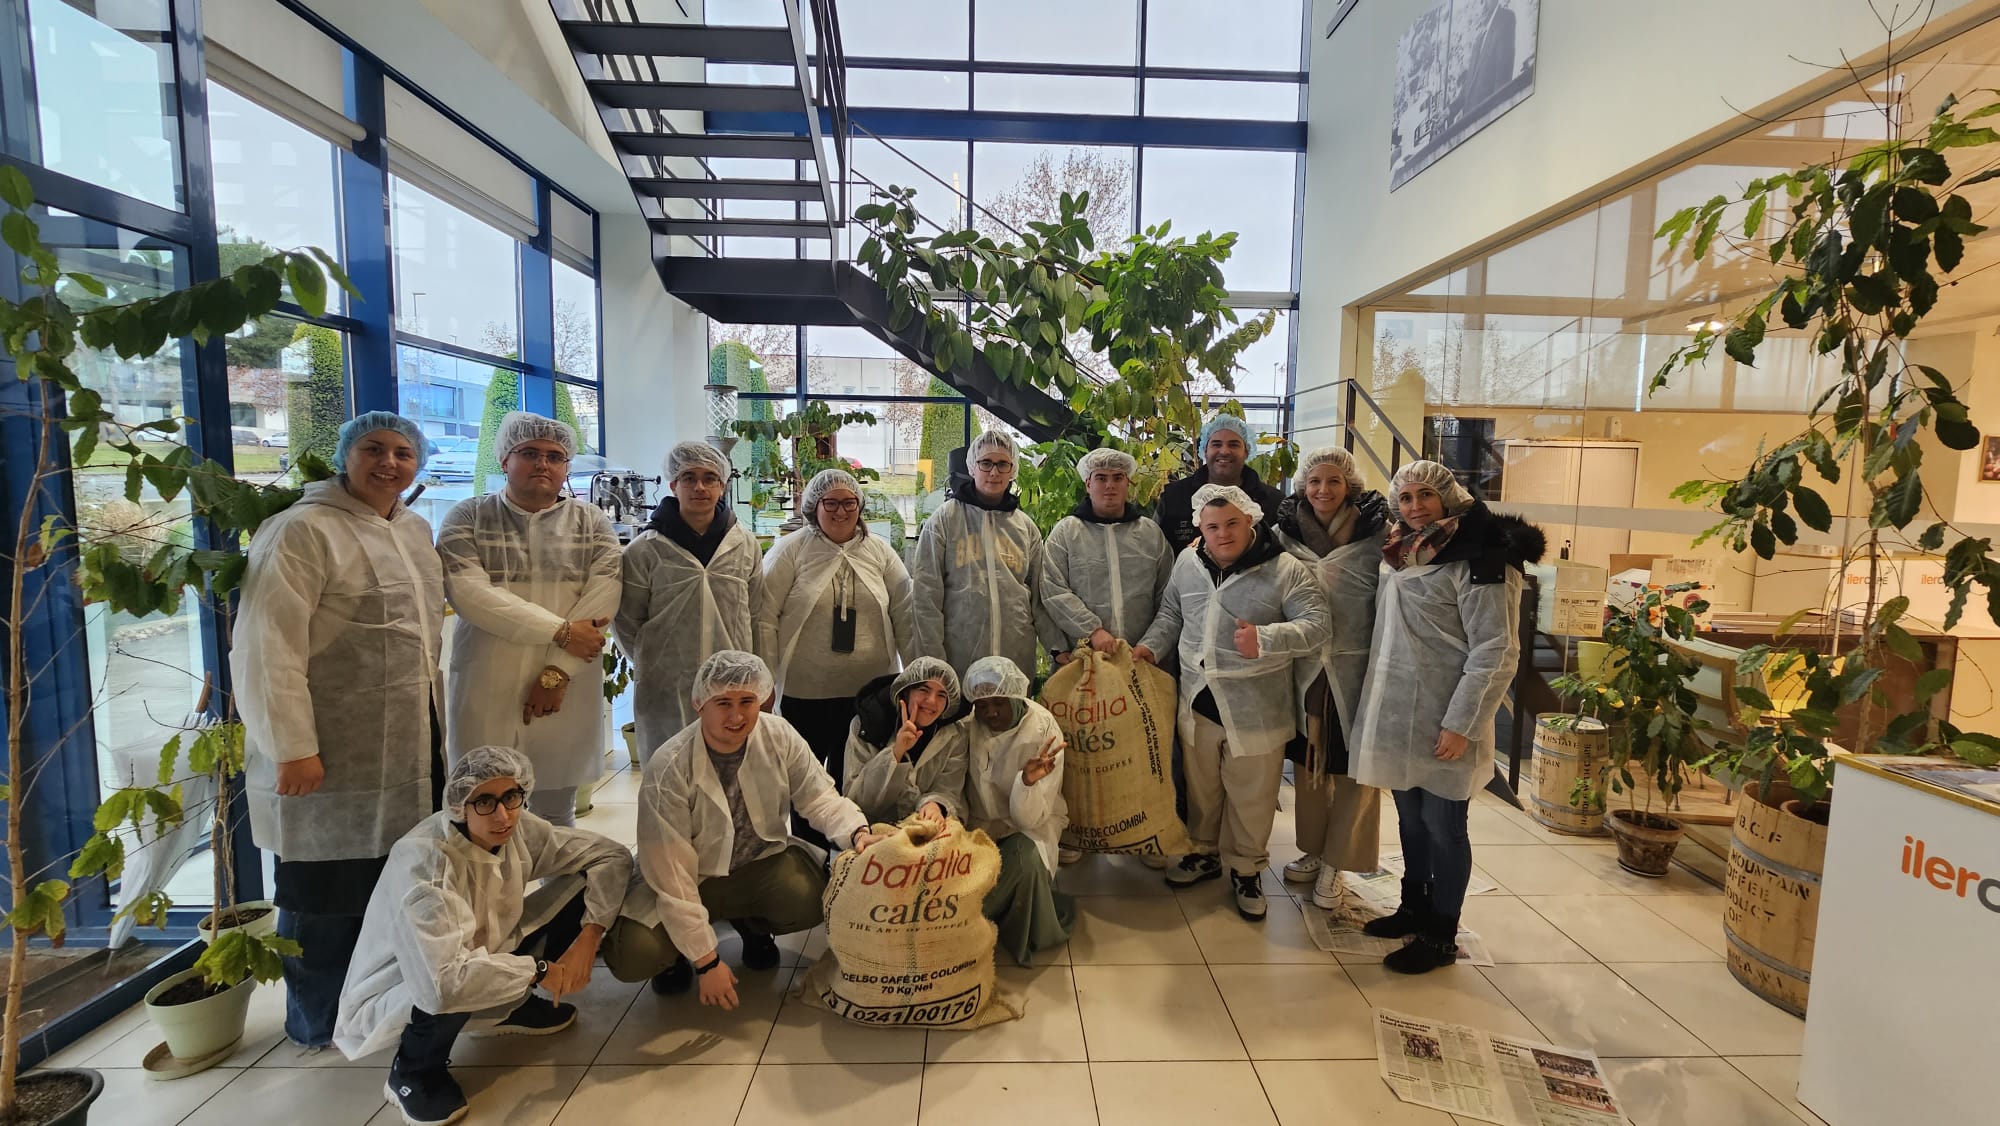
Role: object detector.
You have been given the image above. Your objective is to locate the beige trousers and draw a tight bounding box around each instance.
[1183,714,1285,876]
[1293,772,1383,872]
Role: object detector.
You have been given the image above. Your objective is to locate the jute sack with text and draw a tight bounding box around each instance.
[1040,643,1193,856]
[798,816,1025,1028]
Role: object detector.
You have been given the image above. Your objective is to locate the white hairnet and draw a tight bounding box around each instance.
[802,467,863,529]
[1198,413,1253,456]
[334,411,428,474]
[1191,482,1264,525]
[1294,446,1364,494]
[495,411,576,459]
[964,656,1031,701]
[1388,460,1476,517]
[891,656,961,711]
[445,745,535,820]
[1076,446,1137,482]
[665,440,731,481]
[690,649,773,709]
[968,429,1018,464]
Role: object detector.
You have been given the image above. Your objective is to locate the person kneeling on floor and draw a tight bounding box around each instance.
[961,656,1077,967]
[603,650,888,1009]
[336,746,636,1126]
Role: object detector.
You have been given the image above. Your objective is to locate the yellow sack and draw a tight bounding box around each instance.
[1039,643,1192,856]
[798,816,1025,1028]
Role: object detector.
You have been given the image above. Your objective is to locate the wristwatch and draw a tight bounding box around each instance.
[532,958,549,985]
[538,667,570,690]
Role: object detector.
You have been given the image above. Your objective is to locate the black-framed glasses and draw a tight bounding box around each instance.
[818,497,860,513]
[467,787,528,816]
[975,459,1013,473]
[511,449,570,467]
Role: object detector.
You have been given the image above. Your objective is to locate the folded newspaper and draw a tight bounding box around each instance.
[1299,901,1495,966]
[1375,1009,1631,1126]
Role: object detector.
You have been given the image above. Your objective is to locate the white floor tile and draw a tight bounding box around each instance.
[1728,1056,1829,1125]
[593,967,788,1066]
[1056,855,1178,896]
[1610,963,1805,1056]
[1090,1061,1279,1126]
[1480,963,1711,1057]
[1180,893,1332,964]
[363,1065,583,1126]
[1467,806,1543,845]
[548,1065,754,1126]
[180,1066,389,1126]
[1603,1057,1808,1126]
[1343,963,1541,1040]
[917,1062,1099,1126]
[760,988,927,1064]
[1476,846,1625,896]
[1557,843,1723,895]
[736,1063,923,1124]
[1209,963,1376,1060]
[925,964,1087,1062]
[1255,1059,1459,1125]
[88,1065,240,1126]
[1071,964,1246,1061]
[1520,896,1719,962]
[1457,895,1595,963]
[1636,894,1728,956]
[1067,895,1204,964]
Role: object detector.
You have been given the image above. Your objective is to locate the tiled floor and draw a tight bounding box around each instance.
[48,759,1826,1126]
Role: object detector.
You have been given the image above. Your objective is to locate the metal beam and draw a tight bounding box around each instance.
[559,21,797,64]
[610,130,816,160]
[649,217,833,239]
[589,80,805,113]
[709,108,1307,151]
[635,177,823,201]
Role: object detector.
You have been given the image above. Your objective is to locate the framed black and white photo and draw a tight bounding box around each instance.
[1389,0,1541,190]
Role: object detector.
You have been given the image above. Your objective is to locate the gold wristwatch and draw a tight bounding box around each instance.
[538,667,570,690]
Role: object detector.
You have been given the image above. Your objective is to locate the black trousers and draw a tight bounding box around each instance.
[395,889,589,1075]
[780,695,859,850]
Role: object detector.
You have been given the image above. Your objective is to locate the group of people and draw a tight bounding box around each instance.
[230,405,1543,1126]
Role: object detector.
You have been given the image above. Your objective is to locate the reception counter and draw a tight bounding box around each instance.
[1798,754,2000,1126]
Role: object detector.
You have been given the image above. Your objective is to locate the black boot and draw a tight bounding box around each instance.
[1361,880,1430,938]
[651,956,692,995]
[1384,916,1459,975]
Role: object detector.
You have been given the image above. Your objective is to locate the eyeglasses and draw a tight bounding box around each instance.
[818,497,860,513]
[975,459,1013,473]
[467,787,527,816]
[510,449,570,467]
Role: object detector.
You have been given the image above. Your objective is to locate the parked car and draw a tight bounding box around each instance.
[231,427,261,446]
[426,450,476,483]
[431,435,477,454]
[260,430,287,447]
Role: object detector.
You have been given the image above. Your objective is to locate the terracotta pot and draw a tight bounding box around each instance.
[1605,808,1684,877]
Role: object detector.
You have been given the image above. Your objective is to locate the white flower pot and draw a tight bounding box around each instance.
[194,900,277,946]
[144,968,255,1064]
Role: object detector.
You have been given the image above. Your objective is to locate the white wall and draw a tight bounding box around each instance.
[1295,0,2000,426]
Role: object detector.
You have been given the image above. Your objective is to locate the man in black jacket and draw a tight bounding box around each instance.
[1157,413,1285,554]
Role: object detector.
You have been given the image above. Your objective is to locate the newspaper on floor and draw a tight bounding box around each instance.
[1299,902,1495,966]
[1371,853,1499,896]
[1375,1009,1630,1126]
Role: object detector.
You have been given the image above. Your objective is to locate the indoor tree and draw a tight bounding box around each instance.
[0,168,350,1116]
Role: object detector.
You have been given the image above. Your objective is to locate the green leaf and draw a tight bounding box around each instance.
[1916,667,1954,703]
[1884,623,1923,663]
[63,271,107,298]
[1791,485,1832,532]
[5,880,70,946]
[286,254,327,318]
[1,210,36,257]
[1750,521,1777,559]
[1950,735,2000,767]
[0,165,32,211]
[1734,686,1775,711]
[69,833,125,880]
[1918,520,1947,552]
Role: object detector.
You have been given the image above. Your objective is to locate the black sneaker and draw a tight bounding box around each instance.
[1383,935,1458,975]
[740,932,781,971]
[384,1065,466,1126]
[1163,853,1223,888]
[651,956,693,996]
[1231,871,1267,921]
[475,992,576,1037]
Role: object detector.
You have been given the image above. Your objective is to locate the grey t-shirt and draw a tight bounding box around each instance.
[707,746,764,872]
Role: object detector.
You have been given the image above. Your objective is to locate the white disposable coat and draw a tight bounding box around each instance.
[333,810,634,1059]
[910,498,1055,677]
[755,527,916,702]
[233,479,443,863]
[843,720,970,825]
[1273,519,1390,743]
[1350,560,1522,801]
[438,494,623,788]
[632,715,867,958]
[1039,512,1175,648]
[961,702,1068,874]
[1138,543,1330,760]
[614,524,765,758]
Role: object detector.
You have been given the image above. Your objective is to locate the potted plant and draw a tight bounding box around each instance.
[1,168,349,1109]
[1552,586,1712,876]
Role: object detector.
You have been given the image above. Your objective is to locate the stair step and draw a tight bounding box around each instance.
[611,131,817,160]
[634,177,823,201]
[590,80,804,113]
[560,21,799,64]
[650,217,834,239]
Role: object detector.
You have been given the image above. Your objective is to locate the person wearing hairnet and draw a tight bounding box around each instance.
[960,657,1075,966]
[1351,461,1543,974]
[603,651,886,1008]
[1040,446,1175,656]
[337,747,634,1126]
[616,441,765,761]
[1156,413,1285,554]
[843,657,971,826]
[438,413,622,826]
[233,411,445,1049]
[756,468,917,847]
[1270,447,1392,910]
[1136,485,1329,921]
[910,430,1061,678]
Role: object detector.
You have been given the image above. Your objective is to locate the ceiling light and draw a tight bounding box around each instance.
[1686,317,1727,333]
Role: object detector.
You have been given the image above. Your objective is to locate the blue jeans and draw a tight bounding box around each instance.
[277,909,366,1048]
[1392,788,1472,925]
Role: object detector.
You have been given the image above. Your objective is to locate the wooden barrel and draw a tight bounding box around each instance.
[1724,780,1830,1017]
[1526,716,1611,836]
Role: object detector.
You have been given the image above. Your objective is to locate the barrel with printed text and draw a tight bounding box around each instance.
[1724,780,1830,1017]
[1526,716,1611,836]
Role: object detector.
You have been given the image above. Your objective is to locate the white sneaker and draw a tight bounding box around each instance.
[1282,855,1322,883]
[1058,846,1083,865]
[1311,867,1345,911]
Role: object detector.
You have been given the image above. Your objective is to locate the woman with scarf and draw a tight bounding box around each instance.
[842,657,971,826]
[1270,447,1391,912]
[1351,461,1544,974]
[758,468,918,846]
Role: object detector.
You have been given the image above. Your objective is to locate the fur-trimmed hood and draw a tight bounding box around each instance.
[1422,501,1546,585]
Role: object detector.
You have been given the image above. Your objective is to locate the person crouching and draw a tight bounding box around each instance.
[960,656,1076,967]
[337,746,636,1126]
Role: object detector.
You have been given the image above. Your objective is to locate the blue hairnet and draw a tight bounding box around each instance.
[1198,413,1253,458]
[334,411,428,474]
[446,745,535,820]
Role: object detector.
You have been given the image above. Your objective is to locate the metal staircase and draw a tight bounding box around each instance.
[549,0,1074,439]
